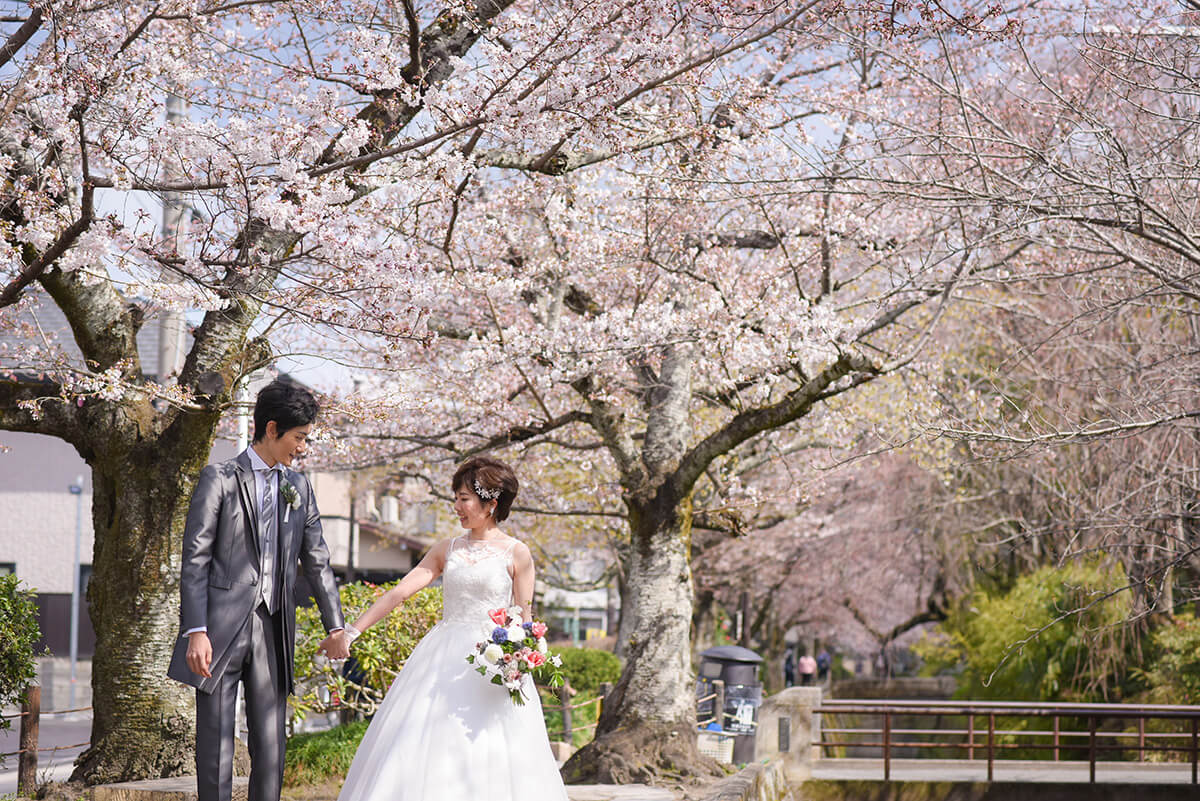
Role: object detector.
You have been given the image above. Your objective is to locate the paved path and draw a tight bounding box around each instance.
[566,786,677,800]
[88,777,679,801]
[812,757,1198,784]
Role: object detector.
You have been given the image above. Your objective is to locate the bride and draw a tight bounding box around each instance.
[320,456,570,801]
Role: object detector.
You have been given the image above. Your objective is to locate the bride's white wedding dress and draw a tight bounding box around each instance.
[336,536,570,801]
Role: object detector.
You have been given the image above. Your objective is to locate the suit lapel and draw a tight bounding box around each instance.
[278,468,297,566]
[235,452,261,561]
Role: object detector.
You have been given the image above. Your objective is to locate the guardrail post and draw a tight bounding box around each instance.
[1053,715,1060,761]
[559,682,572,742]
[17,686,39,797]
[1191,717,1197,785]
[1088,715,1097,784]
[598,681,611,720]
[967,713,974,760]
[987,712,994,782]
[712,680,725,728]
[883,710,891,781]
[1138,717,1145,762]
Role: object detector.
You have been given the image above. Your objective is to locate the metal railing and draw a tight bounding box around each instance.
[816,699,1200,784]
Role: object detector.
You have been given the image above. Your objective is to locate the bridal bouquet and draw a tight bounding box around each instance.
[466,606,565,705]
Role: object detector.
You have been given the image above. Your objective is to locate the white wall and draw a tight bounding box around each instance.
[0,432,93,593]
[0,431,360,592]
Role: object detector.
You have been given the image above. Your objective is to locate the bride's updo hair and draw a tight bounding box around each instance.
[452,456,519,522]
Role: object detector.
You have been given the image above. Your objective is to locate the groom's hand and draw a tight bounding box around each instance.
[318,631,350,661]
[186,631,213,678]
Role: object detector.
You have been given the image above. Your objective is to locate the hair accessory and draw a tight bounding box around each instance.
[474,478,502,500]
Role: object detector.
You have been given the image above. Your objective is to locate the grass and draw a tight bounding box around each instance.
[541,687,603,748]
[283,721,368,787]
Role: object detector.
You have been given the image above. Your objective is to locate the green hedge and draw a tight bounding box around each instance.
[555,646,621,694]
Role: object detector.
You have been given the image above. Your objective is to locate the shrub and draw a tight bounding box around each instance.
[1136,613,1200,704]
[0,573,40,764]
[291,581,442,722]
[914,560,1133,702]
[555,646,621,694]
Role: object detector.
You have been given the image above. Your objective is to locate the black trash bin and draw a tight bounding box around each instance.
[696,645,763,764]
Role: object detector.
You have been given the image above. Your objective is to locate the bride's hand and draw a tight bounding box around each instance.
[318,630,351,661]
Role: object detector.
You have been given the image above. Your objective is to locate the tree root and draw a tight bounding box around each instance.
[561,720,726,785]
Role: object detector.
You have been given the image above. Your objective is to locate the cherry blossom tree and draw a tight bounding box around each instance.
[0,0,873,782]
[0,0,1025,784]
[870,0,1200,621]
[320,6,1029,781]
[692,449,960,690]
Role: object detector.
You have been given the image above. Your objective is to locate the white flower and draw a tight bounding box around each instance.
[536,637,548,654]
[549,655,562,667]
[280,481,302,509]
[506,605,523,621]
[505,624,526,643]
[482,644,503,664]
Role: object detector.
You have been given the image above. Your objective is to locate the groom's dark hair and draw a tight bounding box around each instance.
[253,379,319,442]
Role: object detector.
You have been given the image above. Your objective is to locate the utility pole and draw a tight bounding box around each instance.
[157,94,188,382]
[68,475,84,709]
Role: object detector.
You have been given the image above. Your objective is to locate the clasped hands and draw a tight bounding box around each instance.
[318,629,352,662]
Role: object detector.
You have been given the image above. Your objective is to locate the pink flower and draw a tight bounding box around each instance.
[488,608,507,625]
[530,622,548,638]
[524,651,546,668]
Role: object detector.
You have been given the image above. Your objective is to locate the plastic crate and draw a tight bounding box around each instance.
[697,730,735,763]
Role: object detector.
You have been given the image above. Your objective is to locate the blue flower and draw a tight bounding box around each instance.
[523,621,534,632]
[491,627,508,644]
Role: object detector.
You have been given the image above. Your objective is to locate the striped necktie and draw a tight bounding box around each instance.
[259,467,279,613]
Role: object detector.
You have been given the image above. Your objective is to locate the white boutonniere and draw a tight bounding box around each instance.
[279,480,302,522]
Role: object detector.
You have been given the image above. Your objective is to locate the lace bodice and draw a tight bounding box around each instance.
[441,536,517,627]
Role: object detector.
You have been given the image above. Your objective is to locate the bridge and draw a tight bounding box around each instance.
[754,691,1200,790]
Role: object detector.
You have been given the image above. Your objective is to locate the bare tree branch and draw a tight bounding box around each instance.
[0,7,41,70]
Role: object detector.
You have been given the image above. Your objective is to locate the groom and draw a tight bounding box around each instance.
[168,379,350,801]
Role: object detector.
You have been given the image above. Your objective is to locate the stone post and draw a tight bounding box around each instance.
[753,686,821,782]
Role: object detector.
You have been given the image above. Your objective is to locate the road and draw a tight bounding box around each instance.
[0,712,90,795]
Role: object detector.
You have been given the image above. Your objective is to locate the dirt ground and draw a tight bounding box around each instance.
[281,778,343,801]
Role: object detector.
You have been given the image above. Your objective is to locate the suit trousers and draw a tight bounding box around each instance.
[196,603,287,801]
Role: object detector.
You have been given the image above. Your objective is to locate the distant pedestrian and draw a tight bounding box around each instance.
[783,650,796,687]
[798,653,817,685]
[816,649,831,682]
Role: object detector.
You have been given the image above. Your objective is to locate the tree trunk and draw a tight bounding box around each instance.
[562,497,721,784]
[690,588,715,661]
[759,610,787,695]
[71,411,219,783]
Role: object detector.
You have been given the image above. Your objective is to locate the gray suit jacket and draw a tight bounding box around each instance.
[167,451,345,695]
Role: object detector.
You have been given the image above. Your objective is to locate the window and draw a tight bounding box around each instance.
[0,563,14,576]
